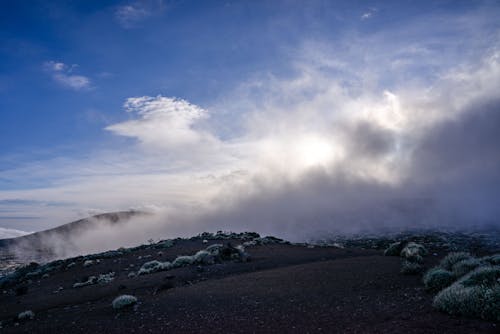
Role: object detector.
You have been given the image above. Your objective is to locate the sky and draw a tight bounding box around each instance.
[1,0,500,242]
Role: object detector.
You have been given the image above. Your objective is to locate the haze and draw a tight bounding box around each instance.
[1,1,499,246]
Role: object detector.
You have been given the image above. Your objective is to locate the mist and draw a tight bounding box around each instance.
[4,48,499,260]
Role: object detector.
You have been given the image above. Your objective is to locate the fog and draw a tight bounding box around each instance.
[4,49,500,260]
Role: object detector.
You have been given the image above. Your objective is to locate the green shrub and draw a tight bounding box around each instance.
[481,254,500,265]
[461,266,500,288]
[434,284,486,319]
[172,255,195,267]
[400,242,427,264]
[193,250,216,265]
[423,267,456,291]
[433,265,500,321]
[439,252,473,271]
[18,310,35,321]
[138,260,171,275]
[112,295,137,309]
[384,241,405,256]
[452,258,481,277]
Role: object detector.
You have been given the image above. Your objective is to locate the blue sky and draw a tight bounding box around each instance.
[1,0,500,240]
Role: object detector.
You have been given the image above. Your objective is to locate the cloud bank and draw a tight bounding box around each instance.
[9,48,500,248]
[2,9,500,254]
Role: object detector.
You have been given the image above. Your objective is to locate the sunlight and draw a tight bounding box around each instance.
[295,135,337,168]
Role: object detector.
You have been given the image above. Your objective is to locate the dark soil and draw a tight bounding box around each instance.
[0,240,497,333]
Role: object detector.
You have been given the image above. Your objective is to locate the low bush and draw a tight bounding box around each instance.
[83,260,94,267]
[432,265,500,321]
[112,295,137,309]
[481,254,500,266]
[400,242,428,262]
[73,276,97,288]
[18,310,35,321]
[451,258,481,277]
[73,272,115,288]
[461,266,500,288]
[384,241,405,256]
[193,250,216,265]
[423,268,455,291]
[439,252,472,271]
[172,255,195,267]
[138,260,171,275]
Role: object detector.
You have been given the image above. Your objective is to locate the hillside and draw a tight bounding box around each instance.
[0,232,497,333]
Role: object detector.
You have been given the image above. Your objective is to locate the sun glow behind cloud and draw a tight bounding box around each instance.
[4,46,500,239]
[1,2,500,247]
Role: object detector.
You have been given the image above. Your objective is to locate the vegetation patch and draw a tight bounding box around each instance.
[73,272,115,288]
[112,295,137,310]
[384,241,406,256]
[433,266,500,321]
[439,252,473,271]
[451,258,481,277]
[138,260,171,275]
[423,268,455,291]
[17,310,35,321]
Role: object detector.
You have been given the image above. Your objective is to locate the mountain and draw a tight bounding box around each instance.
[0,211,146,260]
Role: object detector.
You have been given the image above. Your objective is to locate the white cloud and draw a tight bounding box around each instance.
[106,96,218,150]
[15,47,499,236]
[44,61,91,91]
[5,9,500,249]
[361,8,377,20]
[114,0,165,28]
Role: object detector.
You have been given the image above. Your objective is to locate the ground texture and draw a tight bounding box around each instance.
[0,239,498,333]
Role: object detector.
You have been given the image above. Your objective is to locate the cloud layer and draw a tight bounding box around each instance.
[7,47,499,248]
[2,8,500,254]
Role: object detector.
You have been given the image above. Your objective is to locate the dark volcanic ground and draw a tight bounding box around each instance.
[0,239,498,333]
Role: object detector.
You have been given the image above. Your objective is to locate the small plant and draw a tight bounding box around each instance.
[423,267,456,291]
[432,265,500,321]
[400,242,428,261]
[451,258,481,277]
[439,252,472,271]
[481,254,500,265]
[461,266,500,287]
[138,260,171,275]
[112,294,137,309]
[193,250,216,265]
[97,272,115,284]
[18,310,35,321]
[172,255,195,267]
[235,245,250,262]
[73,272,115,288]
[383,241,405,256]
[155,239,175,249]
[83,260,94,267]
[73,276,97,288]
